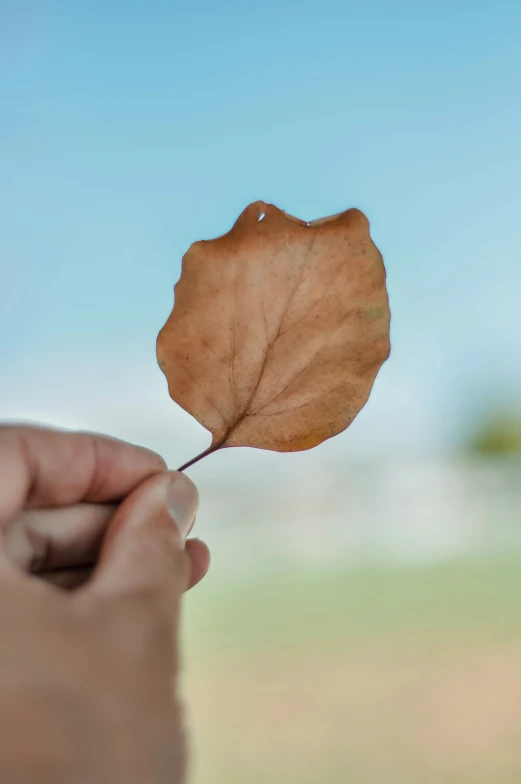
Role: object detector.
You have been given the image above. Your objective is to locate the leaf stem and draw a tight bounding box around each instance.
[176,442,222,472]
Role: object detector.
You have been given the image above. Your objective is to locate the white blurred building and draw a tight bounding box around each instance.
[197,457,521,573]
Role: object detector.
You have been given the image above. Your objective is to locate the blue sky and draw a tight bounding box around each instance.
[1,0,520,468]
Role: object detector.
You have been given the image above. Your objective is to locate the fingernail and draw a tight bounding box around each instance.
[167,472,199,541]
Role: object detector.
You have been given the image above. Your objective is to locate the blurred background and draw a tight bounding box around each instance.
[2,1,521,781]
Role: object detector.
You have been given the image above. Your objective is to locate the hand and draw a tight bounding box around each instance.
[0,425,209,784]
[0,425,209,589]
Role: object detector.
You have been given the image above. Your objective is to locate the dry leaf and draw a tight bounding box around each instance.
[157,201,390,465]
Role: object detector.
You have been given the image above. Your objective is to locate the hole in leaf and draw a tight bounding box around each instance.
[258,212,266,222]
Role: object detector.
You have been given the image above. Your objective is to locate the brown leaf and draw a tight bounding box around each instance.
[157,201,390,460]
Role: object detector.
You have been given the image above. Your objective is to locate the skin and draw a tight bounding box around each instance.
[0,425,210,784]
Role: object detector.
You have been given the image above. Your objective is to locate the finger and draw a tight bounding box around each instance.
[42,565,93,590]
[85,471,198,609]
[185,538,211,590]
[3,503,116,573]
[39,538,210,592]
[0,425,166,528]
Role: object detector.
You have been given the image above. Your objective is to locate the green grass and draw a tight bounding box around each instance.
[183,554,521,783]
[186,554,521,651]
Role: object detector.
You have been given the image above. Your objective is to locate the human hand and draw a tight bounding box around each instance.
[0,425,209,784]
[0,425,209,589]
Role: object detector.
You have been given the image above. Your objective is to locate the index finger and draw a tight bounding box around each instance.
[0,424,167,527]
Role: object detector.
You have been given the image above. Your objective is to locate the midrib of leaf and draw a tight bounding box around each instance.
[177,232,331,470]
[221,233,318,433]
[246,253,351,417]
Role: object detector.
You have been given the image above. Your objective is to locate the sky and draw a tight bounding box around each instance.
[1,0,521,479]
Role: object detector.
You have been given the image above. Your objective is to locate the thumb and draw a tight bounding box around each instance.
[85,471,199,604]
